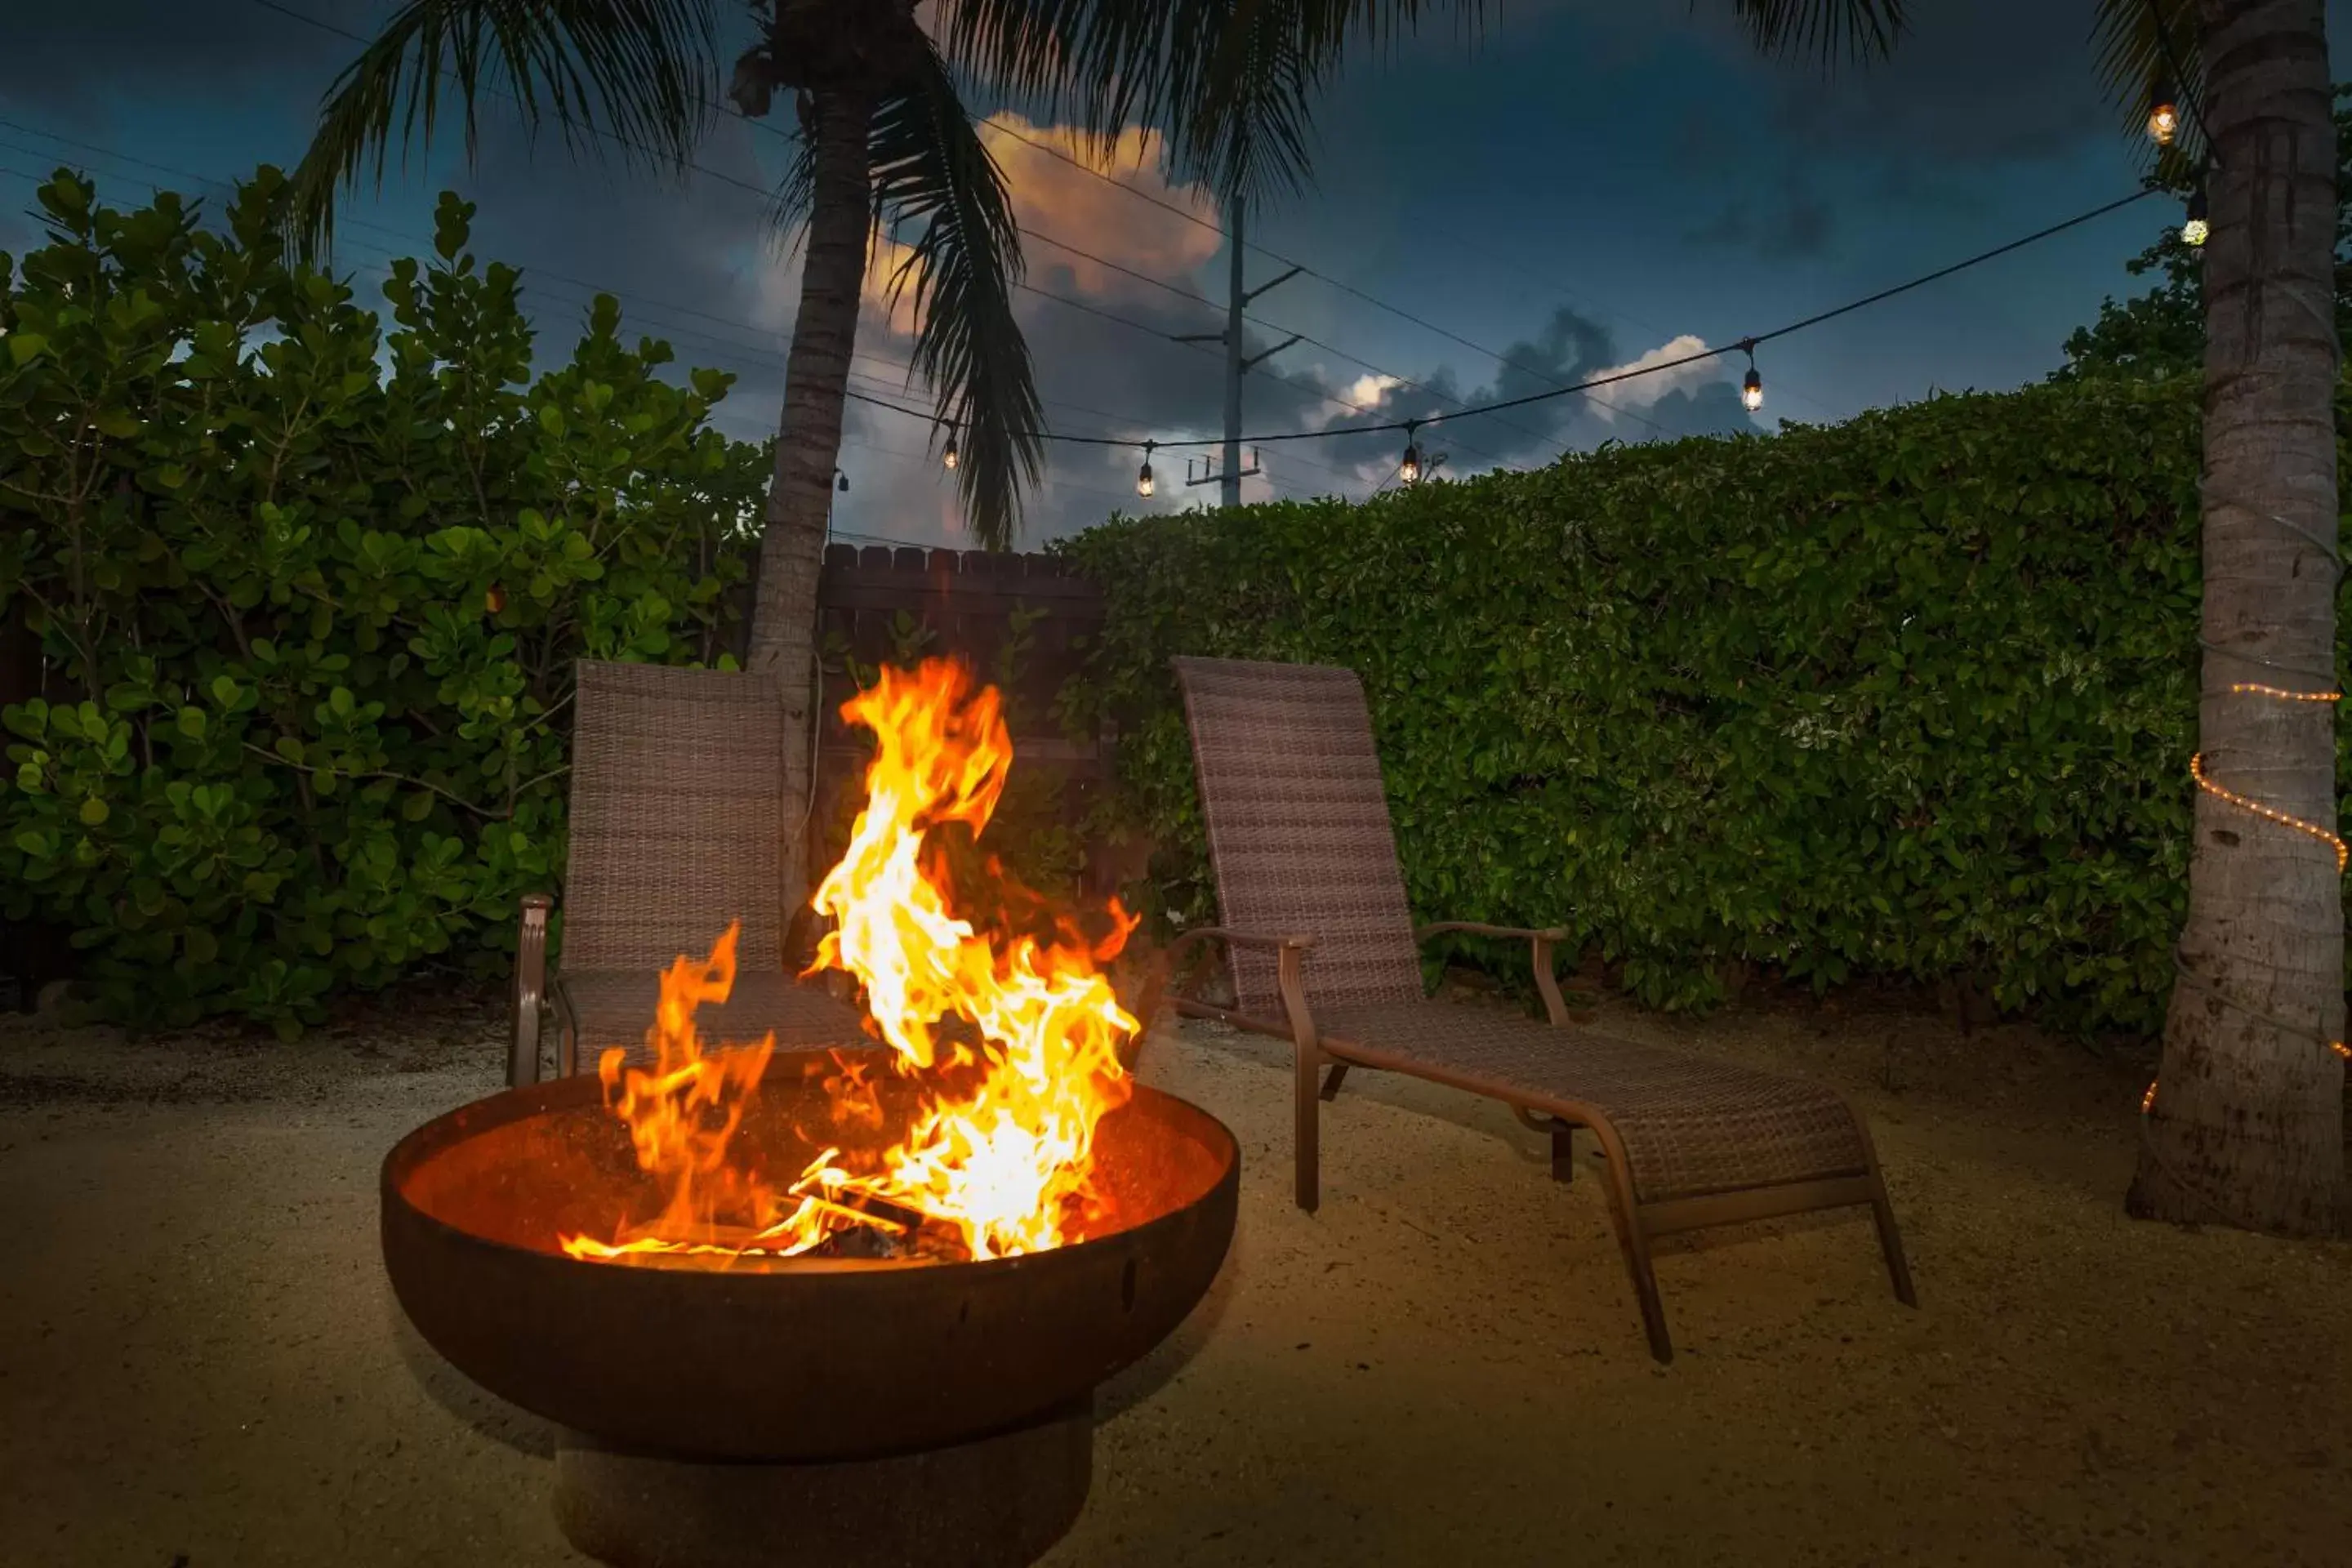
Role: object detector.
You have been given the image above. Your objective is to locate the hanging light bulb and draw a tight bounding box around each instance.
[941,433,959,471]
[2181,187,2209,247]
[1399,422,1423,485]
[2148,82,2179,146]
[1136,440,1156,498]
[1740,342,1763,413]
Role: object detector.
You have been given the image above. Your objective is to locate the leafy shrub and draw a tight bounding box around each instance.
[0,170,764,1033]
[1062,378,2352,1036]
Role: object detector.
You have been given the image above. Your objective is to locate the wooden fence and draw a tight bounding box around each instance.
[809,542,1133,898]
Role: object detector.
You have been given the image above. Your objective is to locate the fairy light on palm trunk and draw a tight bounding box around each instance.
[2145,679,2349,1118]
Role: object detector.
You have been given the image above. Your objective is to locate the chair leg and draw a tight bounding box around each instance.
[1869,1169,1917,1307]
[1319,1062,1349,1101]
[1594,1137,1673,1363]
[1294,1040,1321,1213]
[1549,1120,1575,1184]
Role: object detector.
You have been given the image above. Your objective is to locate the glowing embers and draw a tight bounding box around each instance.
[559,658,1142,1268]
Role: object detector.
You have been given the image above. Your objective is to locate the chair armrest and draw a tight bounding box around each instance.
[510,892,555,1089]
[1166,925,1316,964]
[1163,927,1320,1044]
[1416,922,1570,943]
[1416,921,1573,1027]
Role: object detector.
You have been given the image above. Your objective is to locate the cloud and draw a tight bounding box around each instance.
[978,114,1222,302]
[1686,173,1835,260]
[1636,381,1759,441]
[1265,308,1753,493]
[1580,333,1722,423]
[0,2,1769,551]
[746,111,1238,543]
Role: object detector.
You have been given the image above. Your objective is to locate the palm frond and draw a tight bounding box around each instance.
[287,0,722,262]
[935,1,1478,208]
[1161,2,1325,207]
[1717,0,1907,66]
[868,41,1046,550]
[768,97,820,244]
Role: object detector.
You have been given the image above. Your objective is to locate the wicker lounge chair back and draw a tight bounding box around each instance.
[1172,657,1428,1018]
[561,660,791,974]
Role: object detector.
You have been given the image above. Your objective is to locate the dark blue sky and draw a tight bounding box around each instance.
[4,1,2348,546]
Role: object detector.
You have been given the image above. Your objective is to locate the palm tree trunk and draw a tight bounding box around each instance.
[2131,0,2345,1236]
[746,87,871,957]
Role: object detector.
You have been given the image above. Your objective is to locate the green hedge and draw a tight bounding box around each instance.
[1064,378,2352,1036]
[0,171,764,1032]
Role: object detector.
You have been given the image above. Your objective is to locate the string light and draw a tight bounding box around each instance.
[1136,440,1156,498]
[2148,82,2180,146]
[822,190,2156,465]
[941,434,959,471]
[2180,187,2208,247]
[2188,751,2347,872]
[26,9,2167,501]
[1398,421,1423,485]
[2227,681,2338,704]
[2145,662,2351,1124]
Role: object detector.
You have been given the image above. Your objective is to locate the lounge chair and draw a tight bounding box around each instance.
[509,660,868,1085]
[1165,655,1913,1362]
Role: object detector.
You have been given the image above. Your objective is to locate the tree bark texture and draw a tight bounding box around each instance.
[2132,0,2345,1235]
[746,87,872,958]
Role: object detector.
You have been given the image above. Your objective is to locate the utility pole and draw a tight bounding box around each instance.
[1175,197,1301,506]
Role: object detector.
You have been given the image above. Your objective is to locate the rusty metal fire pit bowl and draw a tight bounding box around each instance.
[382,1049,1239,1568]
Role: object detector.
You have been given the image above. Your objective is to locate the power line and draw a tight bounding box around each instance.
[0,149,2163,459]
[1240,187,2164,445]
[0,69,2166,461]
[1422,229,1846,421]
[207,0,1687,460]
[238,0,1515,459]
[977,118,1682,437]
[1018,220,1597,452]
[230,0,2140,458]
[989,257,1512,463]
[0,118,1376,493]
[240,0,1656,458]
[0,136,1382,510]
[0,122,1539,470]
[843,185,2160,451]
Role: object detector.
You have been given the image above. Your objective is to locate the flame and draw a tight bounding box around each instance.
[559,657,1138,1267]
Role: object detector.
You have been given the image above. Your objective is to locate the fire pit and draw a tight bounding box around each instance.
[383,1054,1236,1566]
[379,659,1241,1566]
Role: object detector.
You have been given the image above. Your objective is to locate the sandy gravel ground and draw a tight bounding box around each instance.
[1,981,2346,1568]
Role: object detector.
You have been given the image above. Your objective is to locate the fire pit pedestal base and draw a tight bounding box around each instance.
[551,1396,1094,1568]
